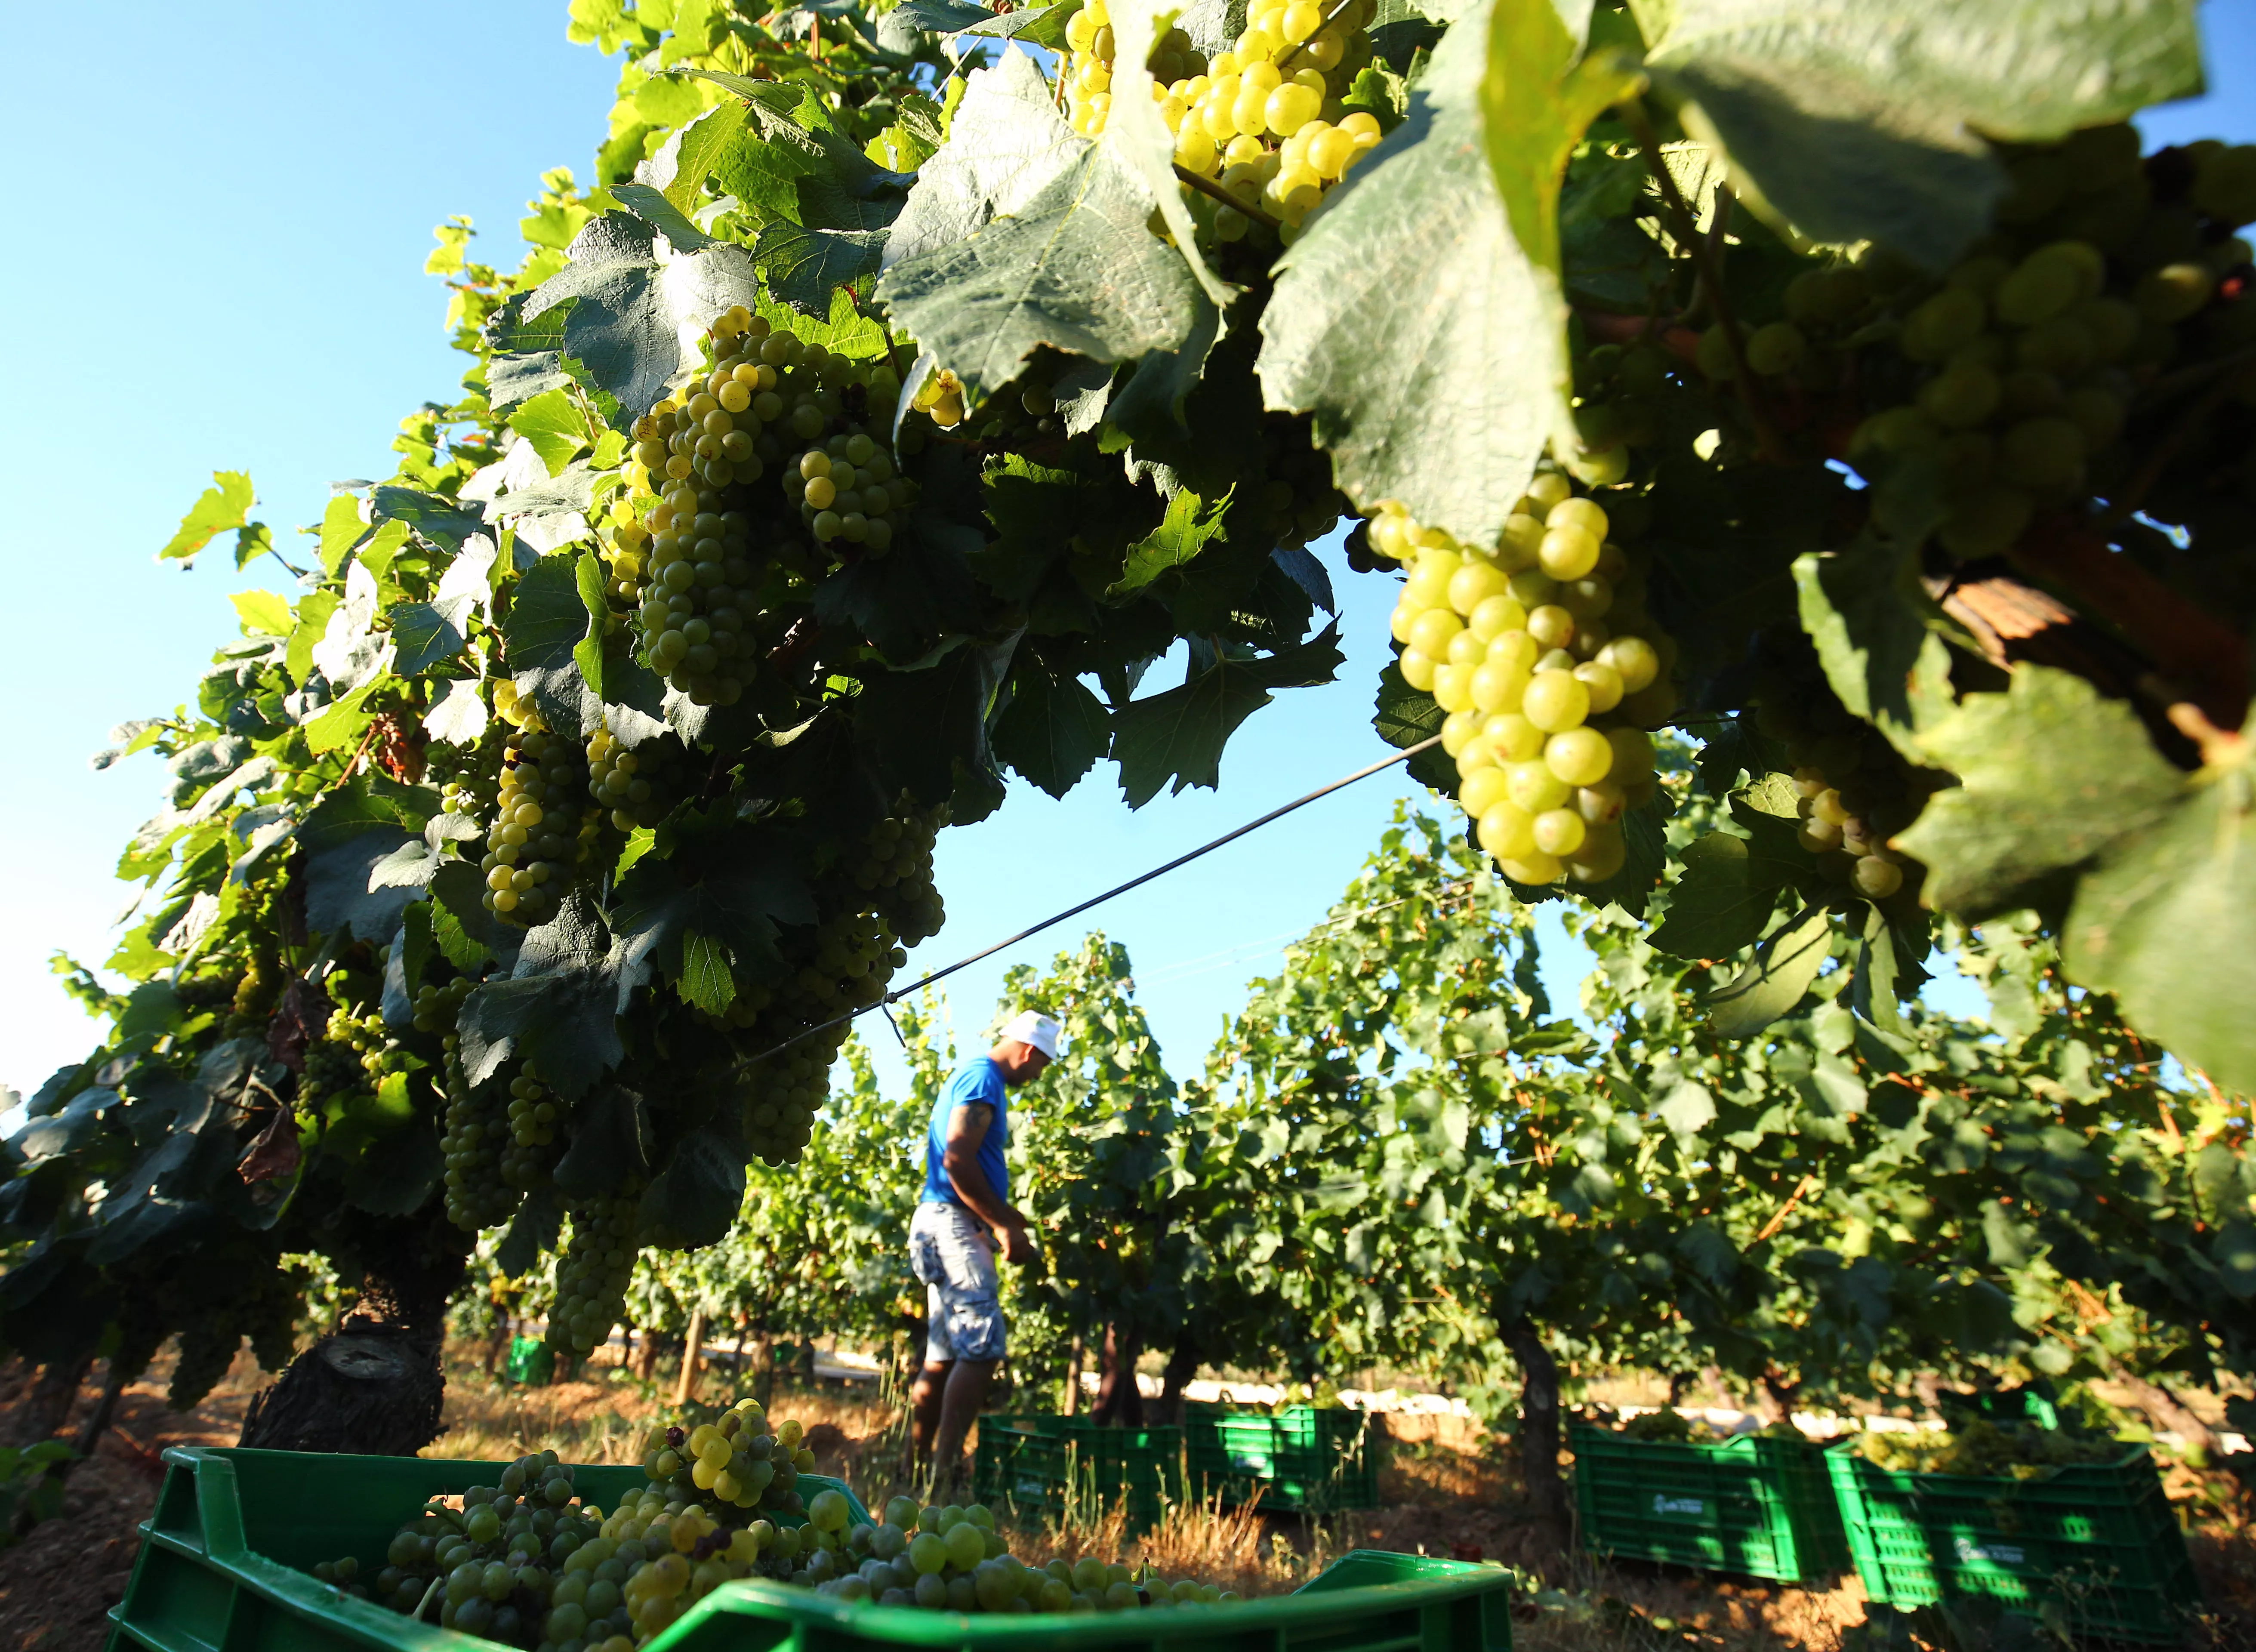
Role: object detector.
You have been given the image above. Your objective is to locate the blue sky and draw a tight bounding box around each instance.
[0,1,2247,1101]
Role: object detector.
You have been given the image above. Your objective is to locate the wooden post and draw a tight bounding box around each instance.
[1063,1329,1085,1416]
[674,1310,707,1407]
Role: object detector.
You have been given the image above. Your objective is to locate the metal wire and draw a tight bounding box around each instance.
[740,735,1444,1069]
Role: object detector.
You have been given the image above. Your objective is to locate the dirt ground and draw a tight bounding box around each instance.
[9,1343,2256,1652]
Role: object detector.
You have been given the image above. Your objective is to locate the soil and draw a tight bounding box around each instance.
[0,1346,266,1652]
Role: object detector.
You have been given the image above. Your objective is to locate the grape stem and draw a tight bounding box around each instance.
[1617,97,1787,466]
[1172,163,1284,232]
[1274,0,1359,71]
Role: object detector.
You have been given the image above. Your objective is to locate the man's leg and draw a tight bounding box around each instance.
[910,1359,953,1464]
[931,1357,996,1492]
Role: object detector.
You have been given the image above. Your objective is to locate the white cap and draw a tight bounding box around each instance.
[1000,1010,1062,1059]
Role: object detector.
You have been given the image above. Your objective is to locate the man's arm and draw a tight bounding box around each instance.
[942,1103,1032,1263]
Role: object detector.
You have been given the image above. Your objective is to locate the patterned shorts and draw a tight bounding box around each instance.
[908,1200,1006,1363]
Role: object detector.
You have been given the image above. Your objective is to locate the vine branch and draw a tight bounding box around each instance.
[1172,163,1282,232]
[1274,0,1359,71]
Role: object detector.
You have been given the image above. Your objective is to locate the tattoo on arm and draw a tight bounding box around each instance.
[947,1103,994,1150]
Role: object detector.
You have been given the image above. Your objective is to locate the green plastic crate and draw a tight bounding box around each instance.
[971,1416,1185,1533]
[105,1447,866,1652]
[1183,1402,1380,1513]
[504,1336,555,1387]
[1569,1423,1849,1585]
[1825,1438,2202,1645]
[108,1446,1513,1652]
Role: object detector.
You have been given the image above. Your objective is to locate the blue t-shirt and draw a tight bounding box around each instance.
[923,1057,1008,1208]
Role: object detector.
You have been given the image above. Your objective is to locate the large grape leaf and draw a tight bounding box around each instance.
[876,144,1204,407]
[459,891,625,1103]
[1632,0,2204,268]
[993,654,1113,798]
[880,51,1084,271]
[1895,666,2185,918]
[506,551,601,736]
[1100,0,1235,311]
[2064,734,2256,1094]
[1648,831,1788,960]
[514,211,760,423]
[1792,540,1956,764]
[1111,628,1344,806]
[1705,905,1832,1038]
[1261,0,1590,549]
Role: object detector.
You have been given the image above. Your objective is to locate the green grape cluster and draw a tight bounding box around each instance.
[1858,1418,2121,1480]
[306,1451,609,1647]
[1259,419,1352,552]
[849,807,948,944]
[501,1060,563,1190]
[735,1035,841,1165]
[442,1039,519,1233]
[295,1032,367,1122]
[1374,473,1678,888]
[412,976,474,1033]
[1620,1409,1710,1443]
[584,725,682,832]
[781,425,918,558]
[167,1317,243,1412]
[620,306,906,705]
[1698,127,2256,558]
[431,719,504,819]
[547,1191,641,1357]
[324,1002,398,1079]
[478,726,599,928]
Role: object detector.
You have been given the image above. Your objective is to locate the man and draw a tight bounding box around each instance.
[908,1008,1060,1488]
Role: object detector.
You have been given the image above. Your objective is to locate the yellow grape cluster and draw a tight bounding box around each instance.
[640,1403,813,1512]
[909,367,966,428]
[478,727,600,928]
[782,426,918,557]
[1064,0,1382,241]
[1377,474,1678,888]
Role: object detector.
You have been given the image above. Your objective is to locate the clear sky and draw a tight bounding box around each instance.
[0,1,2246,1102]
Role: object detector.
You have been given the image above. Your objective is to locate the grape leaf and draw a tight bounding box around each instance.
[388,597,473,675]
[1110,488,1232,596]
[638,1125,747,1248]
[1648,831,1785,959]
[553,1082,652,1199]
[1098,0,1234,311]
[1896,665,2185,918]
[755,223,891,315]
[1793,542,1957,762]
[1372,661,1455,792]
[460,892,624,1103]
[877,145,1202,407]
[572,552,609,703]
[158,472,255,564]
[1112,627,1344,806]
[1260,0,1573,549]
[370,486,487,552]
[993,655,1113,798]
[1705,905,1833,1038]
[641,100,748,214]
[517,213,761,424]
[304,829,421,946]
[507,388,592,477]
[880,51,1084,272]
[1633,0,2204,268]
[2065,743,2256,1094]
[231,590,292,638]
[507,552,601,736]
